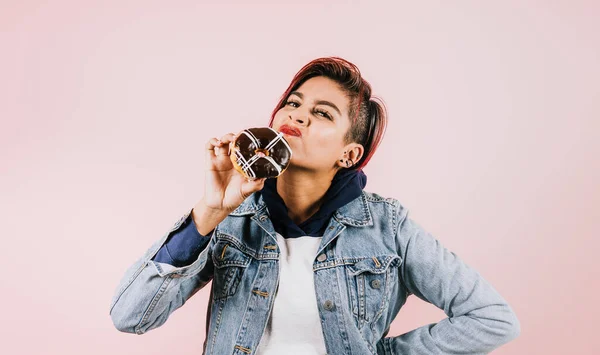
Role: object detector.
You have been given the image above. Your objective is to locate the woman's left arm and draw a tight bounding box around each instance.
[379,207,521,355]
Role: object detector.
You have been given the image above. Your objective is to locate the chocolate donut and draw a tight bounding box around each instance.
[229,127,293,180]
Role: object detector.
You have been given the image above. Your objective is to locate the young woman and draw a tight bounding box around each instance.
[110,57,520,354]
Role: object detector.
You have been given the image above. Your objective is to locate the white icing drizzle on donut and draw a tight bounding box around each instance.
[263,131,284,152]
[243,129,261,147]
[266,127,292,154]
[235,150,258,178]
[261,156,282,174]
[234,127,293,178]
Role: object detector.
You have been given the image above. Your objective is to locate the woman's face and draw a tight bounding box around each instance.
[272,76,362,172]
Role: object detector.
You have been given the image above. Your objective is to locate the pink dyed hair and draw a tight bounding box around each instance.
[268,57,388,171]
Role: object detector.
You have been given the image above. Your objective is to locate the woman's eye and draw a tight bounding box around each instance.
[316,110,332,120]
[285,101,331,120]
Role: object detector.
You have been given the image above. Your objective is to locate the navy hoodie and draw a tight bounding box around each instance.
[152,169,367,267]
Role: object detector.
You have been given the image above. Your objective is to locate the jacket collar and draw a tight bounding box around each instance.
[229,184,373,228]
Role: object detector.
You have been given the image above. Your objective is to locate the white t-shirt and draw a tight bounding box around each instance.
[255,233,328,355]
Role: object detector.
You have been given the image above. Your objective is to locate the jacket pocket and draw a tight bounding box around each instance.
[345,255,402,326]
[212,240,251,300]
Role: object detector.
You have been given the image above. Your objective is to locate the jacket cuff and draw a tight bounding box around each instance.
[151,210,214,270]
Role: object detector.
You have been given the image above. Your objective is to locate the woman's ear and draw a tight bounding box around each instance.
[338,143,364,168]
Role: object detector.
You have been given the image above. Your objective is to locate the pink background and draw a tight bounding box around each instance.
[2,1,598,354]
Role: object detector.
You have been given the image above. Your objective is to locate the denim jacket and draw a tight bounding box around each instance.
[110,191,520,354]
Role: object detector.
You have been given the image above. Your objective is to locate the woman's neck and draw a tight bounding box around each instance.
[276,168,338,225]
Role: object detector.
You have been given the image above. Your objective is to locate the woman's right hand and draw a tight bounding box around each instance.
[201,132,267,213]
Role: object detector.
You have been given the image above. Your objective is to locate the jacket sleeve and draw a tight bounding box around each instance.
[109,209,216,335]
[152,213,213,267]
[380,205,521,354]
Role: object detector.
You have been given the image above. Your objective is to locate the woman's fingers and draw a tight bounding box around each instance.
[206,137,220,159]
[219,133,236,144]
[240,176,267,198]
[218,133,238,156]
[206,133,237,158]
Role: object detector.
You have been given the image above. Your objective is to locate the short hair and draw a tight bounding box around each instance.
[268,57,387,171]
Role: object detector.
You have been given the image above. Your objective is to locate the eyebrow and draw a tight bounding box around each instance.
[289,91,342,116]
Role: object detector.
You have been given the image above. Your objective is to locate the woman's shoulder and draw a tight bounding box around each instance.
[362,190,407,208]
[362,190,410,220]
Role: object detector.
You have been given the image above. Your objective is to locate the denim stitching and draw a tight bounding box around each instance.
[135,275,173,334]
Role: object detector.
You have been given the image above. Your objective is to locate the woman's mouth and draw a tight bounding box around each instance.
[279,125,301,137]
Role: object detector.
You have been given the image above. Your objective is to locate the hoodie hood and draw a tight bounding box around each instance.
[260,169,367,238]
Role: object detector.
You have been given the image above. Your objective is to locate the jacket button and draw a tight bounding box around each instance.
[371,279,381,289]
[259,215,268,221]
[317,254,327,262]
[323,300,334,310]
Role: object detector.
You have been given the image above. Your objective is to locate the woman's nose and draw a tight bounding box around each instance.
[289,112,308,126]
[290,116,305,125]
